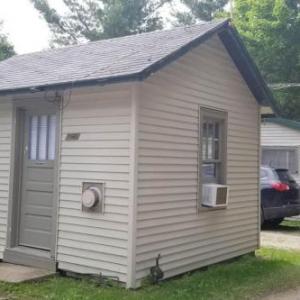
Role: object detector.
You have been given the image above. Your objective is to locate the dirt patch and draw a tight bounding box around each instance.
[262,287,300,300]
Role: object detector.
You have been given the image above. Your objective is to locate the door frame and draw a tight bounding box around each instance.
[5,97,61,268]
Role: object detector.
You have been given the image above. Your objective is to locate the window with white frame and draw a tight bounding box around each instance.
[200,108,227,184]
[262,147,298,174]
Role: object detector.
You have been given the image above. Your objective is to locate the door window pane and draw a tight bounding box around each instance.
[48,115,56,160]
[29,114,56,161]
[38,115,48,160]
[29,116,38,160]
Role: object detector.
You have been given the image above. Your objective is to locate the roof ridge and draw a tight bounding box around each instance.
[5,19,227,60]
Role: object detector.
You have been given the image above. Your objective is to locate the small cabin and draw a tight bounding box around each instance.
[0,20,274,288]
[261,117,300,183]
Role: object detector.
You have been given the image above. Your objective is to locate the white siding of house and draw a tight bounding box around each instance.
[0,101,12,258]
[135,35,260,284]
[261,121,300,183]
[56,84,132,283]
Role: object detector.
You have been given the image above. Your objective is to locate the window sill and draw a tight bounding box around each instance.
[198,205,227,213]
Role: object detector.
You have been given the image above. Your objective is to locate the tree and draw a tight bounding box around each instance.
[31,0,171,46]
[174,0,229,25]
[233,0,300,120]
[0,22,15,61]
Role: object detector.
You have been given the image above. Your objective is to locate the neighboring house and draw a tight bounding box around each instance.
[261,117,300,183]
[0,19,274,288]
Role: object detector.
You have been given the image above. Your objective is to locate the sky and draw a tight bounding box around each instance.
[0,0,185,54]
[0,0,65,53]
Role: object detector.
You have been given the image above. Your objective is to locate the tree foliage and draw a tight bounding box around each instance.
[233,0,300,120]
[31,0,171,46]
[175,0,229,25]
[0,22,15,61]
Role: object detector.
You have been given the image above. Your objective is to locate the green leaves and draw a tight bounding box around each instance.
[234,0,300,119]
[174,0,229,25]
[0,22,15,61]
[31,0,170,46]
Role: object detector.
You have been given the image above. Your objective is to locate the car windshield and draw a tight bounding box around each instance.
[276,169,294,183]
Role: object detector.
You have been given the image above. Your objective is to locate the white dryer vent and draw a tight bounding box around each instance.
[81,182,105,213]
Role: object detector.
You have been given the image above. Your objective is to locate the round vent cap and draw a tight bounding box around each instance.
[82,187,102,209]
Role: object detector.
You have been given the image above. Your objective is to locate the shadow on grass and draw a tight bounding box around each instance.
[263,219,300,234]
[1,248,300,300]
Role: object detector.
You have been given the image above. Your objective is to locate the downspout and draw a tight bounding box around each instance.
[53,90,66,265]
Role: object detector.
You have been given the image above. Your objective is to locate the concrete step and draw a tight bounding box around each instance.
[0,263,55,283]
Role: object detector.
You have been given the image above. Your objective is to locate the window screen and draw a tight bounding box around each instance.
[29,114,57,161]
[262,148,298,174]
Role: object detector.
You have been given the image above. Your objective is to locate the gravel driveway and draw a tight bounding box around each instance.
[261,219,300,250]
[261,229,300,250]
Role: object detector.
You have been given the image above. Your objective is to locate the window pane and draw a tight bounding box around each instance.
[215,122,219,139]
[207,123,214,159]
[214,122,220,159]
[202,123,207,160]
[29,116,38,160]
[202,163,217,181]
[38,115,48,160]
[48,115,56,160]
[214,140,219,160]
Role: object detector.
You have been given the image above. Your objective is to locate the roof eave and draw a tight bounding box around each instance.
[263,117,300,131]
[0,72,145,97]
[0,19,278,113]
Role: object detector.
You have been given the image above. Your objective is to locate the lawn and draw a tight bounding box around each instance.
[280,219,300,230]
[1,247,300,300]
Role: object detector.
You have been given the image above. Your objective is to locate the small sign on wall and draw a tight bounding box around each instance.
[65,133,80,141]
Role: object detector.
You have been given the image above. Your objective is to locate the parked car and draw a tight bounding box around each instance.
[260,166,300,226]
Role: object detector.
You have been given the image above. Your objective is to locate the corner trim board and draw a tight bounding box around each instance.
[127,83,140,288]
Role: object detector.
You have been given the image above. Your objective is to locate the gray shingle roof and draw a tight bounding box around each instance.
[0,19,228,93]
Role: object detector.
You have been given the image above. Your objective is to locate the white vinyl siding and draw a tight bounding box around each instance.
[0,102,12,258]
[261,121,300,184]
[135,35,260,284]
[56,84,132,283]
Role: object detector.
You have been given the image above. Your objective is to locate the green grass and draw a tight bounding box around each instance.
[1,248,300,300]
[281,219,300,229]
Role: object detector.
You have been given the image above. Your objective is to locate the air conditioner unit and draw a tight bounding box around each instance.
[202,184,229,208]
